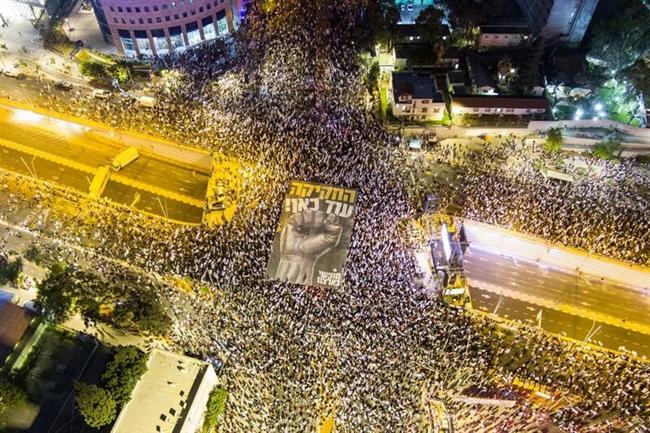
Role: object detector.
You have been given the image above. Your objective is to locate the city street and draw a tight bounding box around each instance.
[465,246,650,358]
[0,104,208,223]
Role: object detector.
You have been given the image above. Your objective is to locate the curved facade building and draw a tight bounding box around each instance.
[88,0,244,57]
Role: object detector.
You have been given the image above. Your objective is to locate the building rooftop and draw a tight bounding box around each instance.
[453,95,549,109]
[111,349,213,433]
[466,52,497,89]
[393,72,442,102]
[480,25,530,34]
[0,299,32,364]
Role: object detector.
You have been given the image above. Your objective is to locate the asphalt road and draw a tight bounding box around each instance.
[465,246,650,358]
[0,105,208,223]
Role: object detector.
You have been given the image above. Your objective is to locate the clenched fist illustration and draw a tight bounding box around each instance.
[276,209,343,285]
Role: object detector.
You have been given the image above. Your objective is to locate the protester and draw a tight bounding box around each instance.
[0,1,648,431]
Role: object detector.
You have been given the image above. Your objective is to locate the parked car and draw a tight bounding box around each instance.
[2,69,24,79]
[92,88,111,99]
[54,81,73,91]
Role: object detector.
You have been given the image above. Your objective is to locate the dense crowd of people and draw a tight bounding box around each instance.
[421,136,650,265]
[1,0,649,431]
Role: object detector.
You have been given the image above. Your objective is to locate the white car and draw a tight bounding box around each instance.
[3,69,24,79]
[92,89,111,99]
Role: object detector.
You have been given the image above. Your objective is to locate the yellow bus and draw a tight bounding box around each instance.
[89,166,111,199]
[111,147,139,171]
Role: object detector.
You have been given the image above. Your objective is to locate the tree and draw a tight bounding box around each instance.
[74,383,117,428]
[204,388,228,430]
[620,58,650,98]
[0,258,23,286]
[445,0,508,29]
[368,0,401,48]
[112,289,171,336]
[544,128,564,153]
[415,6,446,44]
[593,137,622,160]
[23,243,45,265]
[109,64,131,84]
[102,346,149,407]
[79,60,108,80]
[513,39,545,94]
[587,0,650,74]
[0,377,26,425]
[35,262,75,324]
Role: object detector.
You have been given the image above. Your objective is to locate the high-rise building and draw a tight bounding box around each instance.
[7,0,71,21]
[514,0,600,46]
[87,0,248,57]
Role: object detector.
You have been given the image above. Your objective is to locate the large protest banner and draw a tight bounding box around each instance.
[266,181,357,288]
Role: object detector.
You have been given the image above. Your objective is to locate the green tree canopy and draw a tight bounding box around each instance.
[415,6,446,44]
[0,257,23,286]
[514,39,545,94]
[102,346,149,407]
[368,0,401,48]
[35,262,76,324]
[0,377,26,424]
[445,0,508,29]
[544,127,564,153]
[79,60,108,80]
[204,388,228,430]
[620,58,650,98]
[74,383,117,428]
[588,0,650,73]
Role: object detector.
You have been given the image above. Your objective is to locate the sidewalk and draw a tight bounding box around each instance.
[0,4,89,85]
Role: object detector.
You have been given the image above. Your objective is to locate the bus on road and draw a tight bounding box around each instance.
[111,147,140,171]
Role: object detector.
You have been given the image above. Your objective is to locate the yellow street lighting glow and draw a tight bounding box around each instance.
[12,109,45,124]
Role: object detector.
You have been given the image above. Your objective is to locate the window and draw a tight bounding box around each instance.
[472,108,479,112]
[484,108,492,113]
[153,5,159,11]
[217,11,228,34]
[199,6,204,12]
[186,22,201,44]
[119,30,135,54]
[147,18,153,24]
[182,12,188,17]
[506,108,514,113]
[421,108,428,114]
[165,16,171,21]
[433,108,440,113]
[169,26,184,49]
[156,17,162,22]
[113,17,118,23]
[121,18,126,23]
[421,100,428,104]
[135,30,151,54]
[152,29,168,53]
[202,16,216,39]
[109,6,114,11]
[174,14,179,19]
[138,18,144,24]
[144,6,149,12]
[191,9,196,15]
[129,19,135,24]
[126,7,132,12]
[207,3,211,9]
[118,6,123,12]
[162,4,168,10]
[135,7,140,12]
